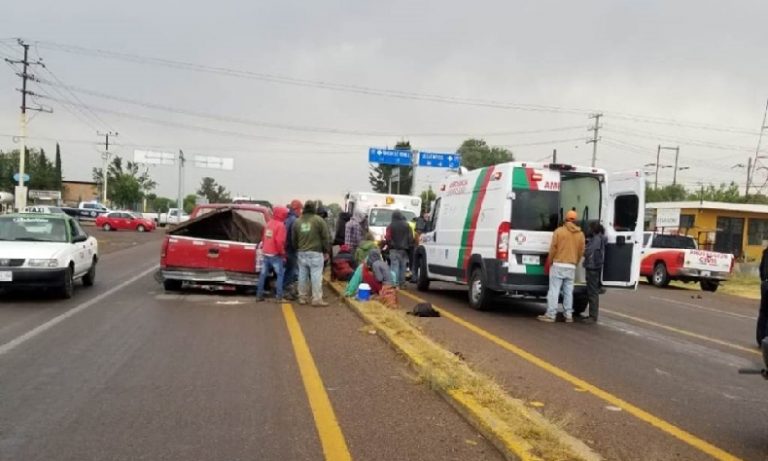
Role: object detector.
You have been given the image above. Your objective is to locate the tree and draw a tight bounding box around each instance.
[646,184,688,202]
[197,177,231,203]
[183,194,198,214]
[146,194,175,212]
[92,156,156,209]
[368,140,414,194]
[688,182,741,202]
[457,138,514,170]
[54,143,62,190]
[420,188,436,214]
[0,148,59,193]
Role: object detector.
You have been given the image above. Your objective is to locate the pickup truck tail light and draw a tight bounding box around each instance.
[160,238,168,267]
[497,221,511,260]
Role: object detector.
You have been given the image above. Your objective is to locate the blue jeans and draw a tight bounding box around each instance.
[546,264,575,319]
[257,255,285,299]
[298,251,324,302]
[389,249,408,286]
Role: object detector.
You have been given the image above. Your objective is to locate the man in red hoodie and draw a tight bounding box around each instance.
[256,206,289,302]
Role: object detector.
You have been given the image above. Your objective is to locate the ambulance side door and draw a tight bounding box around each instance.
[602,171,645,288]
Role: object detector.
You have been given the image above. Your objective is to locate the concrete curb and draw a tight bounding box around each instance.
[326,280,601,461]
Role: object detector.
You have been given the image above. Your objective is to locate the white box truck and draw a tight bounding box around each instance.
[344,192,422,241]
[414,162,645,311]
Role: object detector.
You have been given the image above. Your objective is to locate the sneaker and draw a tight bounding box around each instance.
[580,317,596,324]
[312,300,329,307]
[537,315,556,323]
[564,316,574,323]
[298,298,308,305]
[579,311,590,318]
[273,297,285,304]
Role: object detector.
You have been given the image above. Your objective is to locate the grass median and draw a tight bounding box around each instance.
[669,273,760,300]
[327,280,600,461]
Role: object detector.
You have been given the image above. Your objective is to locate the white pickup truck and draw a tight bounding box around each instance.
[158,208,189,227]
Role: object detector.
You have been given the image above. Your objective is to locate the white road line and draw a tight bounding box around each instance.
[648,296,757,321]
[0,264,159,357]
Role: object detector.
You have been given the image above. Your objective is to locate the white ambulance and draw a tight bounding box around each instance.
[414,162,645,310]
[344,192,422,241]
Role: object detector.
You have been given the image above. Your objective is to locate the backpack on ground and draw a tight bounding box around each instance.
[408,302,440,317]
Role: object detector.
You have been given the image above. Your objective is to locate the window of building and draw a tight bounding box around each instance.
[748,218,768,245]
[680,214,695,229]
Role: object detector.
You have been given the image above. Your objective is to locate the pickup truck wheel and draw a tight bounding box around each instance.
[652,263,670,287]
[163,279,183,292]
[102,223,112,232]
[60,267,74,299]
[416,254,430,291]
[82,259,96,287]
[700,280,719,292]
[469,267,495,310]
[137,224,146,233]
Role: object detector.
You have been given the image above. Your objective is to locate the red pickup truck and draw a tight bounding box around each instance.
[641,232,734,292]
[159,204,271,291]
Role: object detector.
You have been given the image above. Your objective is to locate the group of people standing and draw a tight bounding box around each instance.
[256,199,331,307]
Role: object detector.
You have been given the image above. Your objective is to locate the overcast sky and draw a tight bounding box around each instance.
[1,0,767,205]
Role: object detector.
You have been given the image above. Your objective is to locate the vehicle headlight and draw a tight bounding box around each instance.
[28,259,59,268]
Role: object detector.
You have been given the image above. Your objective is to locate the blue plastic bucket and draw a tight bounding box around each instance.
[357,283,371,301]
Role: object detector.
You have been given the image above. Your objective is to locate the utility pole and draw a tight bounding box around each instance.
[552,148,557,163]
[587,113,603,167]
[97,131,118,204]
[655,145,661,189]
[672,146,681,186]
[747,98,768,196]
[177,150,186,211]
[4,39,50,210]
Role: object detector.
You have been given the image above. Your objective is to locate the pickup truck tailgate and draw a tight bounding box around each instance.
[165,236,257,273]
[684,249,733,274]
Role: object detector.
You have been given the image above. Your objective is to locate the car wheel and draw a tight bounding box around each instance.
[137,224,146,233]
[163,279,183,292]
[102,223,112,232]
[652,263,670,287]
[700,280,719,292]
[60,266,74,299]
[416,254,430,291]
[83,259,96,287]
[468,267,494,310]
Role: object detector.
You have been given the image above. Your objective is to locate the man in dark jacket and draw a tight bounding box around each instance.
[283,199,302,294]
[758,244,768,346]
[333,212,352,249]
[582,222,607,323]
[385,210,415,288]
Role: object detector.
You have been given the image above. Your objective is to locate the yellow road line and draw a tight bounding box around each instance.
[282,304,352,461]
[603,308,761,356]
[399,291,743,461]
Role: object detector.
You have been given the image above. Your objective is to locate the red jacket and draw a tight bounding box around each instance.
[262,206,288,256]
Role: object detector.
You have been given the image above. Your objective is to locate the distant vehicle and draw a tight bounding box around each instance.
[21,205,67,215]
[415,162,644,311]
[157,208,189,227]
[344,192,422,242]
[96,211,156,232]
[0,213,99,298]
[159,203,271,291]
[232,197,273,209]
[69,201,111,221]
[640,232,734,292]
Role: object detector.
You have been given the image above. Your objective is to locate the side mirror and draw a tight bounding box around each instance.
[72,235,88,243]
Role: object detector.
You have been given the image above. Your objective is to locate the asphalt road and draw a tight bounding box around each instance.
[398,280,768,461]
[0,234,502,461]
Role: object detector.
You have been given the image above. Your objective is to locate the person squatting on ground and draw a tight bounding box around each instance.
[582,222,606,323]
[292,200,331,307]
[385,210,414,289]
[256,206,288,302]
[758,243,768,346]
[539,210,585,323]
[283,199,303,295]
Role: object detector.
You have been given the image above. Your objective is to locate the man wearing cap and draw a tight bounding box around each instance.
[283,199,303,296]
[539,210,585,323]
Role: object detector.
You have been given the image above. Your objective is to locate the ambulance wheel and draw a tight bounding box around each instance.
[700,280,719,292]
[652,263,670,288]
[469,268,494,310]
[416,254,430,291]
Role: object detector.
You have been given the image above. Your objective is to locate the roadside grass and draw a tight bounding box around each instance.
[332,282,599,461]
[668,273,760,300]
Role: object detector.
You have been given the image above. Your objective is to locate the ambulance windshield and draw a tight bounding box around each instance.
[368,208,417,227]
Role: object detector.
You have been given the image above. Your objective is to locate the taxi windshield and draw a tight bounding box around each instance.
[0,216,69,243]
[368,208,417,227]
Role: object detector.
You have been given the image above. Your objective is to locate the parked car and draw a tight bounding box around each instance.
[0,213,99,298]
[640,232,734,292]
[96,211,156,232]
[159,204,270,291]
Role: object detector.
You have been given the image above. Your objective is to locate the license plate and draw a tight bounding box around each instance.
[0,271,11,282]
[700,270,711,277]
[522,255,540,265]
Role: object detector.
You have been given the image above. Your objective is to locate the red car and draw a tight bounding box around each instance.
[96,211,156,232]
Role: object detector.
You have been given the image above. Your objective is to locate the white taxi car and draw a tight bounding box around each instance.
[0,213,99,298]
